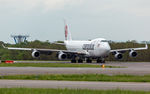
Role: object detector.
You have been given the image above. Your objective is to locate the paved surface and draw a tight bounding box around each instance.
[0,80,150,91]
[0,62,150,75]
[14,61,71,63]
[1,62,150,91]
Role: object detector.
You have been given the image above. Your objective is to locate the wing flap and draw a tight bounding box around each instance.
[111,44,148,53]
[2,44,86,55]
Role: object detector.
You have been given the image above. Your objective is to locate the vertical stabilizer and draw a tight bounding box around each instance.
[64,21,72,41]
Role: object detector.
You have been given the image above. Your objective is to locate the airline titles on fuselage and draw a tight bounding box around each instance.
[82,44,95,50]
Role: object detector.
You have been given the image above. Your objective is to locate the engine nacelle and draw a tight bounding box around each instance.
[115,53,123,59]
[32,50,40,58]
[58,52,67,60]
[129,50,137,57]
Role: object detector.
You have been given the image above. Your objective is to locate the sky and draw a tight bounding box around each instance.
[0,0,150,43]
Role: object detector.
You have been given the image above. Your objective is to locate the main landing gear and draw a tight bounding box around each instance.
[71,56,84,63]
[71,59,84,63]
[71,58,105,63]
[78,59,83,63]
[71,59,76,63]
[86,58,92,63]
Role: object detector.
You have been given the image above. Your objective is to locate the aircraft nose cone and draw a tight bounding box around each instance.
[103,43,111,53]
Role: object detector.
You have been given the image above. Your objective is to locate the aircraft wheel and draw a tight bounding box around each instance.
[96,59,101,63]
[78,59,83,63]
[102,60,105,63]
[71,59,76,63]
[86,59,92,63]
[97,59,105,63]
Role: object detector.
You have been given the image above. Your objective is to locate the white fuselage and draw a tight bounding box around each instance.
[64,38,111,58]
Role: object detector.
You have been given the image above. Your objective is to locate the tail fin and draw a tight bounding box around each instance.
[64,21,72,41]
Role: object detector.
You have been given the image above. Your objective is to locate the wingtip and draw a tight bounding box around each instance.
[146,44,148,49]
[2,44,6,48]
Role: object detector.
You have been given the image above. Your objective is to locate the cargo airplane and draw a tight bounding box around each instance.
[3,23,148,63]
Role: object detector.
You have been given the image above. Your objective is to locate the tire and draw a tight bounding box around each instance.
[71,60,76,63]
[78,59,83,63]
[86,59,92,63]
[102,60,105,63]
[97,59,105,63]
[97,59,102,63]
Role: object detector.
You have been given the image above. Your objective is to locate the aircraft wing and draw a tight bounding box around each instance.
[2,44,86,55]
[110,44,148,53]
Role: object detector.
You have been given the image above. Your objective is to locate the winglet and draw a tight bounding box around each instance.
[2,44,6,48]
[145,44,148,49]
[53,42,65,45]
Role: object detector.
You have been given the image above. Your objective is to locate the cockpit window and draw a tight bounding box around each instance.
[101,40,107,42]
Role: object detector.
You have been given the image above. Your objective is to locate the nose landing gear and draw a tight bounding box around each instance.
[97,58,105,63]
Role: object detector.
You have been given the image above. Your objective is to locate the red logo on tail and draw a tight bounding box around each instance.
[65,25,68,40]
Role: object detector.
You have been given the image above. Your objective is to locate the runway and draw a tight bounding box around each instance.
[0,62,150,75]
[0,80,150,91]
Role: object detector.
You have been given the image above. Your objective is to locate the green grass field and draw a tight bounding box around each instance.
[0,88,150,94]
[1,74,150,82]
[0,63,121,68]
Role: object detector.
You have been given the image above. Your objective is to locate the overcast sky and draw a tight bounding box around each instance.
[0,0,150,43]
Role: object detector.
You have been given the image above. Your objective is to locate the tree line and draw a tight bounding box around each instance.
[0,40,149,62]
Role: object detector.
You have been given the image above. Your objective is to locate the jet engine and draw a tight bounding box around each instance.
[58,52,67,60]
[115,52,123,59]
[32,50,40,58]
[129,50,137,57]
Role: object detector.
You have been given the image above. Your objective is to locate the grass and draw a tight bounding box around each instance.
[1,74,150,82]
[0,63,121,68]
[0,88,150,94]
